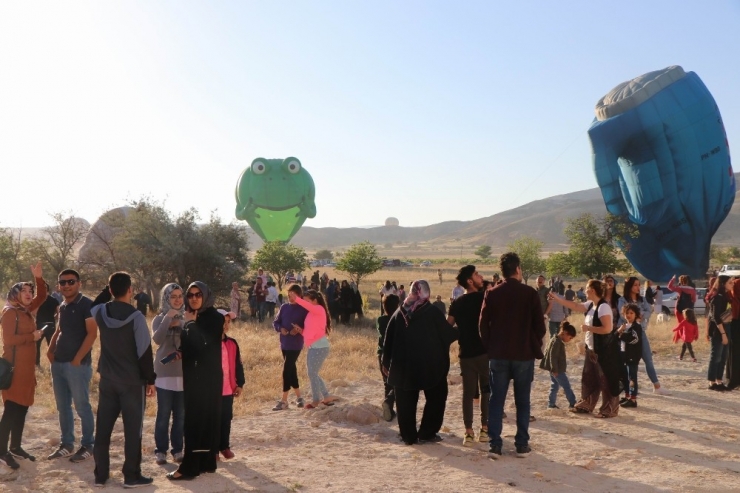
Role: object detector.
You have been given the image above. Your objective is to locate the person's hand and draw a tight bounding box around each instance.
[722,333,729,345]
[167,309,180,318]
[71,356,81,367]
[382,365,389,376]
[234,387,243,397]
[47,350,55,363]
[280,328,289,336]
[289,327,298,335]
[33,329,44,342]
[184,311,196,323]
[580,324,590,333]
[30,261,43,279]
[146,385,155,397]
[551,371,558,377]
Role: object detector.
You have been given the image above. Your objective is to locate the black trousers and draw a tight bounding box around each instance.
[220,395,233,450]
[0,400,28,454]
[394,380,448,444]
[281,350,301,392]
[93,379,145,483]
[377,356,395,410]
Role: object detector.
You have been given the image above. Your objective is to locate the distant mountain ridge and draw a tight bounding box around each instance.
[287,173,740,250]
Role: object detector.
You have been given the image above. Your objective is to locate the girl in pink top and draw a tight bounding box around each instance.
[293,290,337,409]
[218,310,244,460]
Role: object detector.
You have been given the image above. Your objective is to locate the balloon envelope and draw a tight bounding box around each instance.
[589,66,734,280]
[235,157,316,242]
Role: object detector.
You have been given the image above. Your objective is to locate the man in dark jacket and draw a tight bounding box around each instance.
[382,280,458,445]
[479,252,546,457]
[91,272,156,488]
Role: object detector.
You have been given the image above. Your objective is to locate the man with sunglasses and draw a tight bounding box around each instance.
[47,269,97,463]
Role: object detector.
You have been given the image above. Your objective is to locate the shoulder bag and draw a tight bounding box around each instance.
[0,312,19,390]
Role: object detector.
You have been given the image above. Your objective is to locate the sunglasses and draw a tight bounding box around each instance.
[58,279,77,286]
[186,292,203,299]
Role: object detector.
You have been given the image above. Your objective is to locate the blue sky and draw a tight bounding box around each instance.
[1,1,738,229]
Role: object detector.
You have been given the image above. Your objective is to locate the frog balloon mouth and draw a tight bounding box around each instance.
[251,201,304,212]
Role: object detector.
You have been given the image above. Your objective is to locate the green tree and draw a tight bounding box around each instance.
[561,213,638,278]
[314,249,334,261]
[546,251,573,278]
[335,241,383,287]
[474,245,492,259]
[506,236,545,284]
[253,241,308,290]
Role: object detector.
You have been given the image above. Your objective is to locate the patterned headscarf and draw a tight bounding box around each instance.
[402,280,431,313]
[159,283,185,316]
[3,282,35,316]
[184,281,215,314]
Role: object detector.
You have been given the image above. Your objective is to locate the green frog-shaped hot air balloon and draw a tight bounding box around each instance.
[235,157,316,242]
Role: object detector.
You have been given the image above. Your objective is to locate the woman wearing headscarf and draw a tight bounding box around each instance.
[152,283,186,465]
[339,280,353,325]
[0,262,46,469]
[382,280,458,445]
[726,278,740,390]
[166,282,224,481]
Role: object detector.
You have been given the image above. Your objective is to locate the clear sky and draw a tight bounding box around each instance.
[1,1,738,230]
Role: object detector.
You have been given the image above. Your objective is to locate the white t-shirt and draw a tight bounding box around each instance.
[583,301,612,350]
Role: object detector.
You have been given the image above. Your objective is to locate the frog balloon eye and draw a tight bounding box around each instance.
[252,161,266,175]
[286,160,301,174]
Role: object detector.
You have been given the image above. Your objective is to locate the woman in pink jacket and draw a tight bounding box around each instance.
[293,290,336,409]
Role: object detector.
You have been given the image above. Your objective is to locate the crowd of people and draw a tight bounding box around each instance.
[1,255,738,486]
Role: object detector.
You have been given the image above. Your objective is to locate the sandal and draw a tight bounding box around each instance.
[305,403,317,409]
[569,407,590,414]
[320,401,335,407]
[595,413,615,419]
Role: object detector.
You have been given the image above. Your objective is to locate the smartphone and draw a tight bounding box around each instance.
[160,352,179,365]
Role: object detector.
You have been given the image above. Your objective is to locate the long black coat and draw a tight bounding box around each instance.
[382,302,458,391]
[177,307,224,477]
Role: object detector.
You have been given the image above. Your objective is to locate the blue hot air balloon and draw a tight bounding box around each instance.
[589,66,734,281]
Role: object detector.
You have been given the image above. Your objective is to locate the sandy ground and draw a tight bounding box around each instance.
[1,352,739,493]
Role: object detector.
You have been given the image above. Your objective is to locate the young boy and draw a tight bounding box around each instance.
[377,294,400,422]
[217,309,245,460]
[539,321,577,409]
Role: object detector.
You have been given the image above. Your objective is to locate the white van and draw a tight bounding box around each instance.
[719,265,740,277]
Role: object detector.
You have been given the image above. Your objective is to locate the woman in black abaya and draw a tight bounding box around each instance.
[167,281,224,481]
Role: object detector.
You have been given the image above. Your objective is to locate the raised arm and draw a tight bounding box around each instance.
[549,293,586,313]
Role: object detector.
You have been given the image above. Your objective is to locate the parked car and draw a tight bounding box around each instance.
[719,264,740,277]
[661,287,707,316]
[419,261,432,267]
[400,261,414,267]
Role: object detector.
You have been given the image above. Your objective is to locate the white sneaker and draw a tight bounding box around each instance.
[653,386,670,395]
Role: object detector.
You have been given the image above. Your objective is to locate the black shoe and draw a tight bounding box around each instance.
[620,399,637,408]
[619,397,630,404]
[716,383,729,391]
[9,447,35,461]
[417,434,443,444]
[515,445,532,457]
[94,478,107,488]
[489,445,502,456]
[0,452,20,470]
[124,475,154,488]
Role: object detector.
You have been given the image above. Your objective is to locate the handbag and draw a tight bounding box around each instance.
[719,308,733,325]
[0,312,19,390]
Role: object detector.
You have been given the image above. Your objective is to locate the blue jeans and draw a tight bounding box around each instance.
[51,362,95,449]
[488,359,534,448]
[549,372,576,407]
[307,347,330,402]
[548,321,560,337]
[622,361,639,398]
[708,328,730,381]
[154,387,184,455]
[257,301,267,322]
[640,331,659,389]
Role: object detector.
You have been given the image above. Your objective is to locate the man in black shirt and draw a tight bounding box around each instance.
[447,265,490,446]
[132,287,152,316]
[35,281,59,367]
